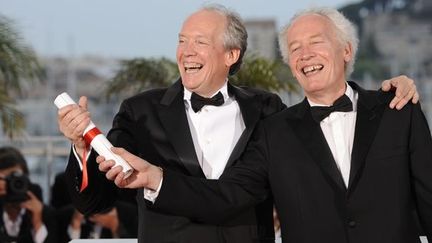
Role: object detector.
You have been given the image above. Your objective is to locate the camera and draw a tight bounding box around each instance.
[1,172,30,203]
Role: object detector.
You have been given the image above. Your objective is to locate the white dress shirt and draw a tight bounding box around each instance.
[68,221,103,240]
[308,84,358,187]
[183,82,245,179]
[3,208,48,243]
[144,81,246,201]
[71,81,245,201]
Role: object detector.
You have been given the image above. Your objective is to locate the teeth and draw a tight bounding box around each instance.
[302,64,323,74]
[184,63,203,71]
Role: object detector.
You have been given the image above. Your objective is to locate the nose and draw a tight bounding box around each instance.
[183,41,197,56]
[300,46,314,60]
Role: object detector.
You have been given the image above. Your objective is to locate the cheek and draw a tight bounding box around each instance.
[176,49,182,61]
[176,44,187,57]
[288,59,298,74]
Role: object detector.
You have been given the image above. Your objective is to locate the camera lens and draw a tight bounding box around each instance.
[2,172,30,203]
[9,176,28,194]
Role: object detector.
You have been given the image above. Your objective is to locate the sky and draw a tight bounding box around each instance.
[1,0,358,60]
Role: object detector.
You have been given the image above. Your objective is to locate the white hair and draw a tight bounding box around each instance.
[278,7,359,77]
[200,4,248,75]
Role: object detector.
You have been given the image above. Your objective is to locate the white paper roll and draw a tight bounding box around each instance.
[54,92,133,178]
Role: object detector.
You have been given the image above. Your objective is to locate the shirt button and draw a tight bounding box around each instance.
[348,220,356,228]
[206,139,211,144]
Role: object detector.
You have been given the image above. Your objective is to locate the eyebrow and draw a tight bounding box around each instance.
[288,33,324,48]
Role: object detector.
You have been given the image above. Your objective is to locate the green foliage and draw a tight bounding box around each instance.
[0,86,25,138]
[105,58,178,98]
[0,15,42,137]
[231,55,298,93]
[105,55,298,98]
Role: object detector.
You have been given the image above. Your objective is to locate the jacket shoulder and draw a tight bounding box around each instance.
[237,86,279,98]
[123,88,168,105]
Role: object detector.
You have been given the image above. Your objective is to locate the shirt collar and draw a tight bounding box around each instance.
[308,82,357,110]
[183,79,229,103]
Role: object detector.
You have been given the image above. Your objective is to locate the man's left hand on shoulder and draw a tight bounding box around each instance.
[381,75,419,110]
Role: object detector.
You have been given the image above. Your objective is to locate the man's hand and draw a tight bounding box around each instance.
[57,96,91,155]
[381,75,419,110]
[71,209,84,230]
[88,207,120,237]
[96,147,163,191]
[21,191,43,231]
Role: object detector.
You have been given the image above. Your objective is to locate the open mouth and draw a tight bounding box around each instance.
[302,64,324,75]
[184,63,203,73]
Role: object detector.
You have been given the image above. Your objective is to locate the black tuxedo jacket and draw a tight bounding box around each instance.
[65,79,286,243]
[152,82,432,243]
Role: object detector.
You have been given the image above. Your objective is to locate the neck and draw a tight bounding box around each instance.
[189,80,227,98]
[307,82,347,105]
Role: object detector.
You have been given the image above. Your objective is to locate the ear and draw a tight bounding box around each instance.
[225,49,241,67]
[343,42,353,63]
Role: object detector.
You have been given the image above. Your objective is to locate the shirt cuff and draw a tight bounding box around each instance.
[33,224,48,243]
[67,224,81,240]
[143,177,163,203]
[72,143,92,170]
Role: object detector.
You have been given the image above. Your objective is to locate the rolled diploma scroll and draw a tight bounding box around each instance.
[54,92,133,178]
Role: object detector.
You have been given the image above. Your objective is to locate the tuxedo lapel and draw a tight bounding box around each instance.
[347,82,386,193]
[289,99,346,191]
[158,80,204,177]
[225,84,262,168]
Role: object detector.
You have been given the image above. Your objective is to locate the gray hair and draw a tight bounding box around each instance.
[278,7,359,77]
[200,4,248,75]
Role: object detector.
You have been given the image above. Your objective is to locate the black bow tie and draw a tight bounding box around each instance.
[190,91,224,113]
[310,94,353,122]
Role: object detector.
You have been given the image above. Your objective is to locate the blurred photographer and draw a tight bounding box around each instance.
[51,172,137,243]
[0,146,57,243]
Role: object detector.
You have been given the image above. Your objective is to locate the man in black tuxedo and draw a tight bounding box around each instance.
[58,5,285,243]
[99,7,432,243]
[59,4,420,243]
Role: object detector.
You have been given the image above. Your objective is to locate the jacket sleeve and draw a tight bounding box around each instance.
[151,121,272,224]
[64,100,137,216]
[409,102,432,240]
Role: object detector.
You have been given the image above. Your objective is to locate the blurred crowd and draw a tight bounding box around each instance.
[0,146,138,243]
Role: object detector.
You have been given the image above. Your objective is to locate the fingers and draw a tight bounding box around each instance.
[97,156,114,172]
[386,75,418,109]
[412,90,420,104]
[392,88,416,110]
[96,154,128,187]
[114,171,126,187]
[392,75,412,98]
[380,79,391,91]
[26,190,37,200]
[78,96,88,110]
[111,147,133,161]
[58,104,91,142]
[57,96,91,145]
[111,147,148,171]
[21,191,42,212]
[106,166,123,181]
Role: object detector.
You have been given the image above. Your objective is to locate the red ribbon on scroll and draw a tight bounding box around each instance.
[80,127,102,192]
